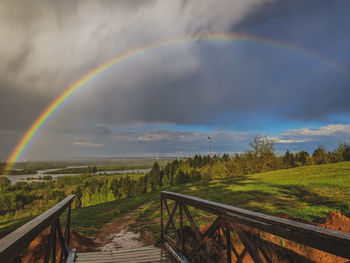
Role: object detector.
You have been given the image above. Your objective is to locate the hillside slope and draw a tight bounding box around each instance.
[2,161,350,240]
[63,161,350,242]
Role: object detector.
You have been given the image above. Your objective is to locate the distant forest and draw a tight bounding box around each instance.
[1,136,350,222]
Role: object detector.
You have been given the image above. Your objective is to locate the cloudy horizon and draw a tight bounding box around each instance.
[1,0,350,160]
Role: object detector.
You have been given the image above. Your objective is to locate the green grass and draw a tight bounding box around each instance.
[182,161,350,222]
[2,162,350,241]
[129,161,350,239]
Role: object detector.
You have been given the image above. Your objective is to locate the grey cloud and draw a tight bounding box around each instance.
[1,0,350,159]
[18,129,256,159]
[16,124,350,160]
[0,0,266,129]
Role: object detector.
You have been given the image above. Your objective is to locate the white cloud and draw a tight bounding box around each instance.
[271,124,350,146]
[271,138,310,144]
[73,141,104,148]
[293,124,350,136]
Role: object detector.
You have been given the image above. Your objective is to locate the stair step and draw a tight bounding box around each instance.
[75,246,171,263]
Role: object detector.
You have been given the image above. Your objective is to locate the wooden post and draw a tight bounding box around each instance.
[161,195,164,239]
[225,221,232,263]
[51,223,57,263]
[0,195,75,263]
[57,219,67,262]
[65,203,72,252]
[44,224,55,263]
[179,203,184,252]
[160,191,350,262]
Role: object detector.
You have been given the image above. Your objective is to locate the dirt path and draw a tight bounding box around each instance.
[94,204,151,251]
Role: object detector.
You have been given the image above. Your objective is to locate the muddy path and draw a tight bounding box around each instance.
[94,203,155,251]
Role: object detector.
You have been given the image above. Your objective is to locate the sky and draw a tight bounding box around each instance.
[0,0,350,160]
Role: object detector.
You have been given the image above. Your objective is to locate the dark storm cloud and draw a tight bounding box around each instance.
[39,0,350,131]
[0,0,266,130]
[1,0,350,158]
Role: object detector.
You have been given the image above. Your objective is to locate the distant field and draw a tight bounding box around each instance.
[2,161,350,239]
[6,158,177,175]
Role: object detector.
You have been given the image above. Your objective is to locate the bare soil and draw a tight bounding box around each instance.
[20,229,97,263]
[95,213,145,251]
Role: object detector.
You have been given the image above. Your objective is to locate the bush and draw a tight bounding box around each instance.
[175,170,191,184]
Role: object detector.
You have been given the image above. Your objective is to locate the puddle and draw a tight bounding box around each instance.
[100,227,145,251]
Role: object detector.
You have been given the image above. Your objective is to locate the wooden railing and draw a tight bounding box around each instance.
[0,194,75,263]
[161,191,350,263]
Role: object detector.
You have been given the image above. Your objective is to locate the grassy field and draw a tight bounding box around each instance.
[1,161,350,240]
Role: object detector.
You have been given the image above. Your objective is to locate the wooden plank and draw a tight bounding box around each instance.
[66,248,76,263]
[182,204,212,263]
[75,252,167,263]
[77,250,163,260]
[76,247,160,257]
[163,200,178,238]
[225,221,232,263]
[0,194,75,263]
[161,191,350,259]
[76,255,164,262]
[229,222,264,263]
[164,243,191,263]
[109,245,156,253]
[164,234,176,248]
[188,216,224,259]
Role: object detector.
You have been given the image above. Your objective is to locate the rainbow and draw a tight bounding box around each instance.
[3,33,349,175]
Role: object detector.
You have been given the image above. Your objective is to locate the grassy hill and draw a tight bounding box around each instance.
[61,161,350,239]
[2,161,350,240]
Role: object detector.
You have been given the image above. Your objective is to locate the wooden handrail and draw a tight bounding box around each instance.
[161,191,350,262]
[0,194,75,263]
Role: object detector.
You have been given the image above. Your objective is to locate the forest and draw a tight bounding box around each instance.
[1,136,350,223]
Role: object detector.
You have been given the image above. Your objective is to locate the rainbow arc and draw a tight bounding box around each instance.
[3,33,349,175]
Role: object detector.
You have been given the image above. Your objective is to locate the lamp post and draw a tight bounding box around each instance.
[208,136,212,180]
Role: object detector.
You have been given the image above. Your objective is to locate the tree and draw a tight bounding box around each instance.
[295,151,311,166]
[249,135,277,173]
[222,153,230,162]
[337,143,350,161]
[312,145,328,164]
[89,166,97,173]
[283,150,296,168]
[149,162,161,191]
[175,169,191,184]
[211,161,229,179]
[0,177,10,194]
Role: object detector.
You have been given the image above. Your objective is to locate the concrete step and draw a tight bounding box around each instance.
[75,246,171,263]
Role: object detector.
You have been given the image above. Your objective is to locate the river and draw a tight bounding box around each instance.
[7,167,151,184]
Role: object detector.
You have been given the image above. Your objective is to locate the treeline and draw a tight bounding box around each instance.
[160,137,350,182]
[44,166,98,174]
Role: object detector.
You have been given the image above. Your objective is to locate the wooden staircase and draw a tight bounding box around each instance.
[74,245,170,263]
[2,192,350,263]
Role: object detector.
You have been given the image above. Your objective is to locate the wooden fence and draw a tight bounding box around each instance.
[161,191,350,263]
[0,194,75,263]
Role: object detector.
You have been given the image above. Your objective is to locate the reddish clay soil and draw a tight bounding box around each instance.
[19,228,97,263]
[319,210,350,232]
